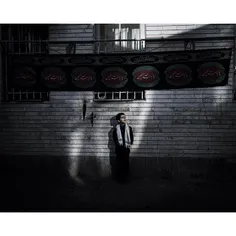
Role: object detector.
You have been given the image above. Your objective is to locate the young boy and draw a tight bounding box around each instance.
[113,113,134,182]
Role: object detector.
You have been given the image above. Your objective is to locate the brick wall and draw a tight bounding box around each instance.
[0,24,236,181]
[49,24,95,54]
[146,24,234,52]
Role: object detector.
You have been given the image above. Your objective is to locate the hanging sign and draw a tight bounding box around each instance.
[8,48,231,91]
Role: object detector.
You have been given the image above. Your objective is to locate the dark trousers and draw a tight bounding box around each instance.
[115,146,130,182]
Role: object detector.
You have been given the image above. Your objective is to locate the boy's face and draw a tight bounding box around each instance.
[118,114,127,124]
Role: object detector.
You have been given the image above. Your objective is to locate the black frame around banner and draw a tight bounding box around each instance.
[7,48,232,92]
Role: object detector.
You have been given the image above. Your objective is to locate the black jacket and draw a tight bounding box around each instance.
[113,124,134,148]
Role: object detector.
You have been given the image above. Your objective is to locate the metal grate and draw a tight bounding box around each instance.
[95,24,146,53]
[2,89,50,103]
[95,40,146,54]
[1,25,50,103]
[93,91,145,101]
[1,24,49,55]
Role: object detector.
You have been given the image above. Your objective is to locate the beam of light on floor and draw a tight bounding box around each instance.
[66,134,85,185]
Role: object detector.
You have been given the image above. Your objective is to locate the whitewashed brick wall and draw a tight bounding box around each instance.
[49,24,95,54]
[146,24,234,52]
[0,24,236,180]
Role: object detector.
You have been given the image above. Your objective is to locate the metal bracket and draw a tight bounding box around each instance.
[184,40,195,51]
[233,90,236,101]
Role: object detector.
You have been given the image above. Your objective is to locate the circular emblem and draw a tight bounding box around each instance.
[38,57,64,65]
[71,67,96,89]
[101,67,128,89]
[13,57,35,64]
[198,62,225,84]
[165,64,192,86]
[99,56,127,64]
[41,67,67,88]
[196,51,225,60]
[163,54,191,62]
[12,67,37,88]
[68,57,96,65]
[130,55,159,64]
[133,66,160,88]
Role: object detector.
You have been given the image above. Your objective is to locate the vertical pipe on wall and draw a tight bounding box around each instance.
[93,24,96,54]
[83,99,87,121]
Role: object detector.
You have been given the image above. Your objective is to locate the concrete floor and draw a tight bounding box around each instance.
[1,172,236,212]
[1,155,236,212]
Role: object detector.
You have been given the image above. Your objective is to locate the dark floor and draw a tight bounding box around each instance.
[1,155,236,212]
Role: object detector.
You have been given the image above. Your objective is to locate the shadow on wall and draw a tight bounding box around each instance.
[108,116,118,180]
[65,99,103,183]
[125,24,236,182]
[1,25,236,211]
[72,114,121,182]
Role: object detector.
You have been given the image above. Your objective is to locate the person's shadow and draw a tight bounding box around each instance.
[108,116,118,181]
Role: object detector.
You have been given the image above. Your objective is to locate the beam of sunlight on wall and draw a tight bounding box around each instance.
[130,99,153,154]
[66,134,82,177]
[92,103,114,178]
[212,86,232,111]
[65,93,89,184]
[212,50,234,109]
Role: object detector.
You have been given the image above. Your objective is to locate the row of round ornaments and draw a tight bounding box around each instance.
[14,62,226,89]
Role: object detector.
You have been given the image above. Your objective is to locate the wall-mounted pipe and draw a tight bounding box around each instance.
[91,112,94,127]
[90,112,96,127]
[82,99,86,120]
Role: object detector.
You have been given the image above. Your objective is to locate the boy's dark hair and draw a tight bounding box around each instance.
[116,112,125,121]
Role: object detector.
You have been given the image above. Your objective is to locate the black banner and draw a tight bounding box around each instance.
[8,48,232,91]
